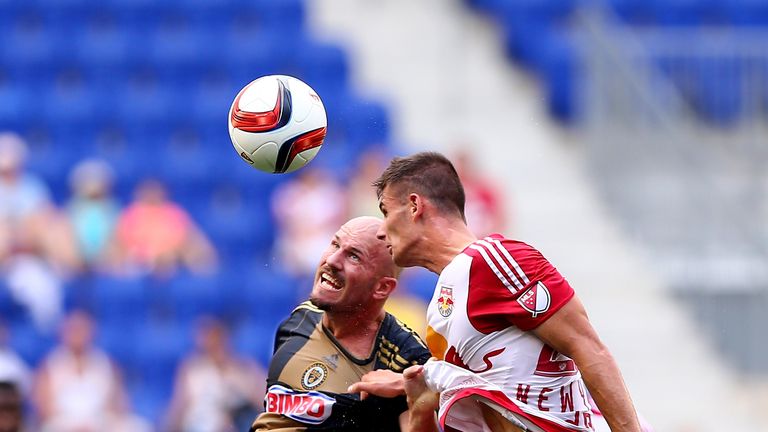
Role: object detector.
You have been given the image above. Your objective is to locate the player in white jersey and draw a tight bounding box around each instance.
[348,152,642,432]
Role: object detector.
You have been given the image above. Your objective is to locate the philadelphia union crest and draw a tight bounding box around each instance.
[301,362,328,390]
[517,281,551,318]
[437,285,454,317]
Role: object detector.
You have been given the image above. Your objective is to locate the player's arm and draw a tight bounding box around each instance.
[532,295,641,432]
[401,365,439,432]
[347,368,404,398]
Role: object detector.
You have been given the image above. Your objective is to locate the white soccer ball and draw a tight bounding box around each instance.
[228,75,327,174]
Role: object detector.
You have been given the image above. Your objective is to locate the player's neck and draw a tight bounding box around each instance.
[323,308,384,339]
[418,219,476,274]
[323,309,385,359]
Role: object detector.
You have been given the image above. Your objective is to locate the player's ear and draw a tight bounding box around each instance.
[373,276,397,301]
[408,193,424,220]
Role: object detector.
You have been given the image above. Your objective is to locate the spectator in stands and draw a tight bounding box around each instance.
[165,317,266,432]
[2,255,63,333]
[65,159,120,272]
[0,324,30,397]
[271,168,347,277]
[347,149,390,218]
[0,134,76,331]
[0,132,52,261]
[33,310,150,432]
[453,149,508,237]
[0,381,24,432]
[0,132,79,271]
[111,179,217,276]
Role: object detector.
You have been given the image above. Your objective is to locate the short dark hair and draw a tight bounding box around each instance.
[373,151,466,220]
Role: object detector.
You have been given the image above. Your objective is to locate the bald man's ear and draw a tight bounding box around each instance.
[373,276,398,301]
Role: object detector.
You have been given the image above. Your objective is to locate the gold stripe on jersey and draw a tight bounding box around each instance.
[378,337,417,371]
[393,317,428,349]
[292,301,322,314]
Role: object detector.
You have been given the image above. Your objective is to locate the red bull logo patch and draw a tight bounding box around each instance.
[437,285,454,317]
[265,385,335,425]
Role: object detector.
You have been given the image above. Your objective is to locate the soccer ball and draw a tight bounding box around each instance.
[228,75,327,174]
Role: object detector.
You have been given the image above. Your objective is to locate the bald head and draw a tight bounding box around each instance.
[311,216,399,313]
[339,216,397,278]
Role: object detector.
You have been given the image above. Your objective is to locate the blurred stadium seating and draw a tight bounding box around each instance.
[463,0,768,125]
[0,0,395,425]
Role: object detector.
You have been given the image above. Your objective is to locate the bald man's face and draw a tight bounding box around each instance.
[310,218,395,313]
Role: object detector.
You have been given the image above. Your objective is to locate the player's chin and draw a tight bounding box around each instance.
[309,295,332,311]
[391,249,410,267]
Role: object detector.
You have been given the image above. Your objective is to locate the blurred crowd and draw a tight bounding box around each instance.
[0,131,509,431]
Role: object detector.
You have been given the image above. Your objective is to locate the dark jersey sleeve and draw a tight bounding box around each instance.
[273,301,322,354]
[267,301,323,388]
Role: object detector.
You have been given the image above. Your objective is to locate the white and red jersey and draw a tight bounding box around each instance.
[425,234,594,431]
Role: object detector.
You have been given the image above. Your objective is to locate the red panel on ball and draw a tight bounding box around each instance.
[286,127,327,168]
[230,84,283,132]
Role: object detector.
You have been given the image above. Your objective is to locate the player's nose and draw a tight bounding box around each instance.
[376,225,387,241]
[325,248,344,268]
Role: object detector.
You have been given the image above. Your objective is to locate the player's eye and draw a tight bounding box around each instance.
[349,253,360,262]
[331,240,340,249]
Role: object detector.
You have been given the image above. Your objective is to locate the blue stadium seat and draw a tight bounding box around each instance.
[399,267,439,303]
[95,318,139,366]
[74,13,142,76]
[0,281,27,323]
[163,272,228,320]
[9,321,55,367]
[232,318,278,366]
[88,274,150,323]
[147,14,215,81]
[647,0,709,27]
[340,98,391,148]
[243,268,302,324]
[223,28,297,85]
[188,71,239,127]
[604,0,658,25]
[42,72,102,131]
[244,0,306,34]
[115,71,174,131]
[295,42,350,98]
[157,129,220,202]
[495,0,578,23]
[0,13,62,81]
[534,30,581,123]
[127,379,171,426]
[689,57,744,125]
[722,0,768,26]
[0,77,32,131]
[128,317,192,386]
[22,127,88,197]
[501,17,550,68]
[199,194,276,260]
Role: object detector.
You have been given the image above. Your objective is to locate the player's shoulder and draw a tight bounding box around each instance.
[378,313,431,368]
[291,299,324,316]
[464,234,541,261]
[276,301,323,338]
[462,234,552,291]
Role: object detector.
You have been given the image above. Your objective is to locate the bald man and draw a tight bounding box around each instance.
[250,217,432,432]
